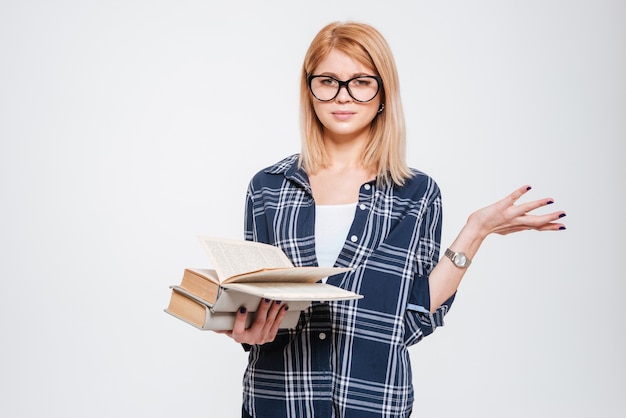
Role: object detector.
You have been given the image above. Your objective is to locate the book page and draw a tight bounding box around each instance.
[231,266,351,283]
[212,287,313,312]
[222,282,363,302]
[198,236,294,281]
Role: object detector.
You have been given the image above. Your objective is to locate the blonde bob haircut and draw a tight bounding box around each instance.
[299,21,411,187]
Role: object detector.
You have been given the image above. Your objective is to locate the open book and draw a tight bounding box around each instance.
[164,236,362,330]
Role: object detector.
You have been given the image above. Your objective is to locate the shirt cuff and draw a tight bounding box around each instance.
[407,273,431,313]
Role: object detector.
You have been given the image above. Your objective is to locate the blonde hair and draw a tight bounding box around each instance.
[299,21,411,187]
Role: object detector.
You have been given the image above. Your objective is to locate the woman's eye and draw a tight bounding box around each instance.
[320,77,338,86]
[353,78,372,86]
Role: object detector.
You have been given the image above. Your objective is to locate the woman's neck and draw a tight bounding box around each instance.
[308,133,377,204]
[309,161,376,205]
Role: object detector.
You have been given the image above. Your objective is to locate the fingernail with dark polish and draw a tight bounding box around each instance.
[283,305,289,311]
[559,226,566,230]
[239,307,247,314]
[265,298,271,303]
[527,186,532,191]
[276,300,282,305]
[547,200,554,205]
[559,213,567,218]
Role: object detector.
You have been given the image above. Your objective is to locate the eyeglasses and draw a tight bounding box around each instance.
[307,75,382,103]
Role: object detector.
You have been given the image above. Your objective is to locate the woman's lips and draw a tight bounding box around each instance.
[332,111,355,121]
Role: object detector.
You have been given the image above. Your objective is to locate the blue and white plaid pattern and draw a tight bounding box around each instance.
[242,154,454,418]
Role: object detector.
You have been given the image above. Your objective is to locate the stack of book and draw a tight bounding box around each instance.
[164,236,362,331]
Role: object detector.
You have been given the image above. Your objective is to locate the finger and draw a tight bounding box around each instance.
[497,212,566,235]
[232,306,250,336]
[507,222,565,234]
[266,304,289,340]
[530,211,567,231]
[257,300,284,341]
[509,197,556,218]
[266,300,284,320]
[535,222,566,231]
[252,298,272,327]
[508,185,532,204]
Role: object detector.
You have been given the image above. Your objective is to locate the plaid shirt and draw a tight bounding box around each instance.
[243,154,454,418]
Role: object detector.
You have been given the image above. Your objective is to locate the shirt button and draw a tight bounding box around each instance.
[363,184,371,190]
[319,333,327,340]
[350,235,358,242]
[359,204,366,210]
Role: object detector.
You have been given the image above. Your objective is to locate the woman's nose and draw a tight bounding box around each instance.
[335,85,352,102]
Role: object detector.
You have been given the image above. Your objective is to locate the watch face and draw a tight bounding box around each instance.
[455,253,467,267]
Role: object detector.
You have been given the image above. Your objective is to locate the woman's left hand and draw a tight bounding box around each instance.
[428,184,566,312]
[467,185,566,238]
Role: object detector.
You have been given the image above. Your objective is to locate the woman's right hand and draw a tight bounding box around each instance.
[216,298,289,345]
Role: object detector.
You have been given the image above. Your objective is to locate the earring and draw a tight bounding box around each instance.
[377,103,385,114]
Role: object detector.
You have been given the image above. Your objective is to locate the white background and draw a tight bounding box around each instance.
[1,1,624,417]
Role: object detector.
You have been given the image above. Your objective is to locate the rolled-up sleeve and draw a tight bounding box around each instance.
[404,273,455,346]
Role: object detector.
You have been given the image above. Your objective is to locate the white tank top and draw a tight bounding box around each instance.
[315,203,357,282]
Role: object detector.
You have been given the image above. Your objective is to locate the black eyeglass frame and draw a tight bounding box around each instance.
[307,75,383,103]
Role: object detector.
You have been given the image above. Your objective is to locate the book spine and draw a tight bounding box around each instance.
[170,285,216,309]
[214,285,226,313]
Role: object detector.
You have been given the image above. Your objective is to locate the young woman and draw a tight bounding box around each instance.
[220,21,566,418]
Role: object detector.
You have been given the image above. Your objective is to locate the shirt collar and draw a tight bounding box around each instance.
[264,154,313,196]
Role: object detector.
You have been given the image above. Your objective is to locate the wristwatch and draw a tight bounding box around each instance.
[444,248,471,268]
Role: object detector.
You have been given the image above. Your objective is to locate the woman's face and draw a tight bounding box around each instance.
[310,49,381,142]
